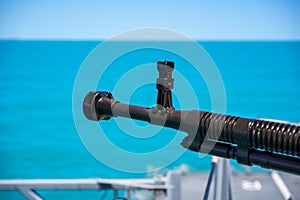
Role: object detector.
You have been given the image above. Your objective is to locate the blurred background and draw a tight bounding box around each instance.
[0,0,300,199]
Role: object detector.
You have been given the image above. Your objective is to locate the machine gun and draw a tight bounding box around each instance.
[83,61,300,175]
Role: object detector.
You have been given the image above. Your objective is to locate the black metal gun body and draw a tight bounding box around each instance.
[82,61,300,175]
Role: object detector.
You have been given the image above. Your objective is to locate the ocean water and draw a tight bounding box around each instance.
[0,41,300,199]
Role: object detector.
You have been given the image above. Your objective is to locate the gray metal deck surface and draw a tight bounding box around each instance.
[181,172,300,200]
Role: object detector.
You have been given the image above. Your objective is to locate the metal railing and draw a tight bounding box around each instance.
[0,171,181,200]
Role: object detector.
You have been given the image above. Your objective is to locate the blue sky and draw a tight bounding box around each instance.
[0,0,300,40]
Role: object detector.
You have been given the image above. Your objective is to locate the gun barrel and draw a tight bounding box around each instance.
[83,91,300,175]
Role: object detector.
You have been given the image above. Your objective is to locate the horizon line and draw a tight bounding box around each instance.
[1,38,300,42]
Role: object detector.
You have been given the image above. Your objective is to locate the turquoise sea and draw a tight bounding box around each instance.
[0,41,300,199]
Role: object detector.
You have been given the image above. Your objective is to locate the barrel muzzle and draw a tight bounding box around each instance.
[83,91,114,121]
